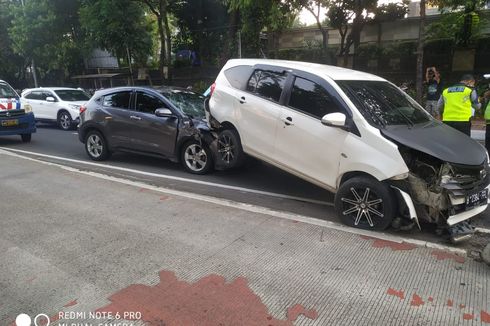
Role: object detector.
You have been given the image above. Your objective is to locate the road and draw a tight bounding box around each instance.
[1,124,489,244]
[1,145,489,326]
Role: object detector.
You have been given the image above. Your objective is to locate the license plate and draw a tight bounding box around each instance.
[1,119,18,127]
[465,189,488,210]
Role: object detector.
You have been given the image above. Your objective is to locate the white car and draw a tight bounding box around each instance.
[21,87,90,130]
[208,59,490,242]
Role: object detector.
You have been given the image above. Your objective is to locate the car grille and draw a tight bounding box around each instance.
[0,110,26,118]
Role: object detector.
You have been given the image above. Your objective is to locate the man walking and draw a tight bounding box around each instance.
[425,67,442,119]
[437,74,481,136]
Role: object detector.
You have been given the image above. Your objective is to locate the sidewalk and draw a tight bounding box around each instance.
[0,151,489,326]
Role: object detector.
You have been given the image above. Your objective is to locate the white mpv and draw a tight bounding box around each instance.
[208,59,489,242]
[21,87,90,130]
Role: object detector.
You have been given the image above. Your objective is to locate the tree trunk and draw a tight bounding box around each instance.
[157,16,165,79]
[162,0,172,82]
[221,9,239,66]
[415,0,426,104]
[320,28,329,64]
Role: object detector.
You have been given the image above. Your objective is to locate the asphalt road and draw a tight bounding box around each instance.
[0,123,489,248]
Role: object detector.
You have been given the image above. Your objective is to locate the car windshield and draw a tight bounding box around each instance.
[337,80,432,127]
[54,89,90,101]
[0,83,18,98]
[162,89,206,118]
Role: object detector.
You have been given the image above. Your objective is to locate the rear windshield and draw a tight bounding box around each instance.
[337,80,432,127]
[162,90,205,118]
[54,90,90,101]
[0,83,18,98]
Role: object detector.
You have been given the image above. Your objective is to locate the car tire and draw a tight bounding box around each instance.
[334,176,395,231]
[20,134,31,143]
[217,129,245,169]
[85,130,110,161]
[58,111,73,131]
[181,140,213,175]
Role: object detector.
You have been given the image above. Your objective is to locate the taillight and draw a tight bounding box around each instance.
[210,83,216,97]
[79,105,87,114]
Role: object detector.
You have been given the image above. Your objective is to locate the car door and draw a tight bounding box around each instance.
[101,90,136,149]
[132,90,179,157]
[23,91,46,119]
[42,90,59,120]
[233,68,287,158]
[274,74,350,189]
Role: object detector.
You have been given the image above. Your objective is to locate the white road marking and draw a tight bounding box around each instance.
[0,149,474,256]
[0,147,332,206]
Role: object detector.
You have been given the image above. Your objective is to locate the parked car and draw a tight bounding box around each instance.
[0,79,36,142]
[208,59,490,242]
[78,86,215,174]
[21,87,90,130]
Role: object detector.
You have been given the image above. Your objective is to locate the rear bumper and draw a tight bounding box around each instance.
[0,112,36,136]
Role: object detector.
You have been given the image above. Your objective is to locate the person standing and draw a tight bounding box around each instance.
[425,67,442,119]
[483,88,490,152]
[437,74,481,136]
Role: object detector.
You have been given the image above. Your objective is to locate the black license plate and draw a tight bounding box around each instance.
[465,189,488,210]
[1,119,18,127]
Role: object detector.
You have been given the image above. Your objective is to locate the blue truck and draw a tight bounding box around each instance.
[0,79,36,142]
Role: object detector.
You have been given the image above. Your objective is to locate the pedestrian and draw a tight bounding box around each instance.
[425,67,442,119]
[438,74,481,137]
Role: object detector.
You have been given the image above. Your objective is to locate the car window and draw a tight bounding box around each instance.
[162,89,205,118]
[338,80,432,127]
[0,83,17,98]
[224,65,253,90]
[288,77,342,119]
[54,90,90,101]
[24,91,42,100]
[136,91,167,114]
[43,91,54,100]
[103,91,131,109]
[246,70,286,102]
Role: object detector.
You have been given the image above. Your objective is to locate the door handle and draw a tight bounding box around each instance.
[130,115,142,121]
[282,117,294,126]
[239,96,246,104]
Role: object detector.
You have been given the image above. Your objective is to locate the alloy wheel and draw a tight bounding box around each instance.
[184,143,208,172]
[340,187,384,228]
[87,134,103,158]
[218,134,235,164]
[60,113,71,130]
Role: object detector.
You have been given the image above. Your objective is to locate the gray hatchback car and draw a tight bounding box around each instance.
[78,86,215,174]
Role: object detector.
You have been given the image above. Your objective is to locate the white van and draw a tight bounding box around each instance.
[208,59,489,242]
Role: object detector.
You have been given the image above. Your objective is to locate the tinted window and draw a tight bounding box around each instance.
[136,92,166,114]
[163,90,205,118]
[0,83,17,98]
[42,91,55,100]
[289,77,342,119]
[103,91,131,109]
[246,70,286,102]
[25,91,43,100]
[338,80,432,127]
[224,65,253,90]
[54,90,90,101]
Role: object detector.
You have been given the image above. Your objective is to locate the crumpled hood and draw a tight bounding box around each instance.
[381,121,486,166]
[0,97,21,111]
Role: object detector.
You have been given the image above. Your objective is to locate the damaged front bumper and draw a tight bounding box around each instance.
[389,162,490,240]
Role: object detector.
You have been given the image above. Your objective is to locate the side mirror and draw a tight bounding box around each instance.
[321,112,347,128]
[155,108,173,117]
[46,96,56,102]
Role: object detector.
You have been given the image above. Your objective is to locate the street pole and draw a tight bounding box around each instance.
[20,0,38,87]
[238,31,242,58]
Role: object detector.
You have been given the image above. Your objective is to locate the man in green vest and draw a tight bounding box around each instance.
[437,74,481,136]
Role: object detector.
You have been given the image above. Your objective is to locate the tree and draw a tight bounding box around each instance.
[415,0,426,104]
[8,0,86,86]
[327,0,378,67]
[80,0,153,77]
[295,0,331,63]
[133,0,173,80]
